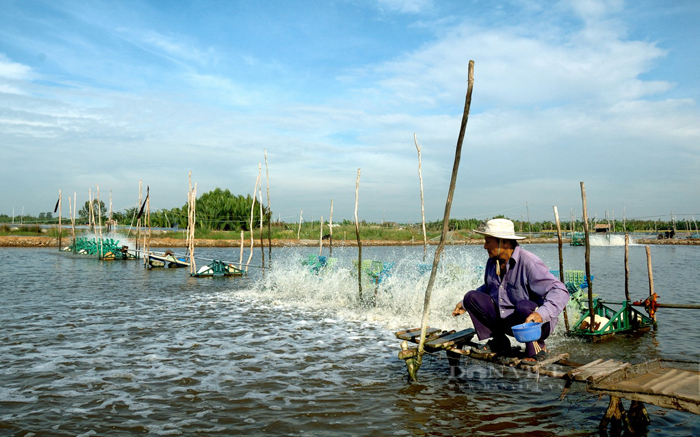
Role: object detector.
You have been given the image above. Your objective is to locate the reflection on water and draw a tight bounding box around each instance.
[0,244,698,436]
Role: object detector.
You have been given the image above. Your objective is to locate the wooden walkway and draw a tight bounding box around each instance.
[395,327,700,433]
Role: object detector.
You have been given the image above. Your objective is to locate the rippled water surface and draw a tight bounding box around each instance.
[1,240,699,436]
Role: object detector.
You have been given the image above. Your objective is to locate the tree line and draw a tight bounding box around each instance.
[1,189,697,234]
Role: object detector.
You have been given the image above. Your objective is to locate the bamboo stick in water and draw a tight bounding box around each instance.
[414,134,427,262]
[354,169,362,302]
[414,60,474,382]
[580,182,595,332]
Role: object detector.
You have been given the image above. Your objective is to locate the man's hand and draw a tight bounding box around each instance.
[452,301,466,317]
[525,311,543,324]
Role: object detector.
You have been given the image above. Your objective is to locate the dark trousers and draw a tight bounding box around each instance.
[463,290,551,357]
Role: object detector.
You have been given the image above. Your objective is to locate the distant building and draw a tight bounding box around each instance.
[594,223,610,233]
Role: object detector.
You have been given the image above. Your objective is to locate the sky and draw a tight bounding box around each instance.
[1,0,699,224]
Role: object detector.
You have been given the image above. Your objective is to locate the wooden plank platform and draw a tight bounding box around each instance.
[566,359,630,383]
[395,327,441,342]
[425,329,476,349]
[588,361,700,415]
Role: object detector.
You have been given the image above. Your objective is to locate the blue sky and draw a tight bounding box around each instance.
[1,0,699,224]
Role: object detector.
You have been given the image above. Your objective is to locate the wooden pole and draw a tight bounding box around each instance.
[239,230,244,265]
[246,173,260,274]
[329,199,334,257]
[297,211,303,240]
[97,186,103,258]
[109,189,113,232]
[414,134,428,262]
[88,188,94,234]
[553,206,569,332]
[137,181,142,253]
[58,190,62,250]
[624,234,631,301]
[264,149,272,261]
[580,182,595,332]
[187,173,197,275]
[72,193,76,247]
[413,61,474,382]
[354,168,363,302]
[258,164,265,273]
[645,246,656,322]
[145,188,151,266]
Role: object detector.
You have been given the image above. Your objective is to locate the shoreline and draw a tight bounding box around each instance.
[1,235,698,248]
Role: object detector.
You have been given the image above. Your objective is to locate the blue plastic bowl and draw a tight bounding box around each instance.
[511,322,542,343]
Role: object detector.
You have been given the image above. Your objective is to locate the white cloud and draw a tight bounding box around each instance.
[0,54,33,80]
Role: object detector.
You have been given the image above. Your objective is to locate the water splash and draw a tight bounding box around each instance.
[588,233,635,246]
[244,246,485,331]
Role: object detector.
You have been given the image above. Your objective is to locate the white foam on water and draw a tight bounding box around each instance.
[589,233,636,246]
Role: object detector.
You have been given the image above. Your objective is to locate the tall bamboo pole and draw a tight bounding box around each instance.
[414,134,428,261]
[553,206,570,332]
[145,189,151,266]
[258,163,265,273]
[58,190,62,250]
[109,189,113,232]
[624,234,631,301]
[329,199,334,257]
[354,169,362,302]
[188,182,197,275]
[137,181,142,253]
[265,149,272,261]
[413,61,474,382]
[72,193,76,246]
[297,211,303,240]
[97,186,103,258]
[580,182,595,332]
[246,173,260,274]
[88,188,94,233]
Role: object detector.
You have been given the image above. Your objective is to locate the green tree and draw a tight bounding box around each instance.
[79,200,107,222]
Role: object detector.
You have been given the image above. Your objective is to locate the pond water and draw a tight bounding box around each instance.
[1,237,698,436]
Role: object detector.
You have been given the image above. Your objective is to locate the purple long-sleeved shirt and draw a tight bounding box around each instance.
[470,245,570,330]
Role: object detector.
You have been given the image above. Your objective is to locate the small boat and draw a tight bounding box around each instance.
[147,250,189,268]
[191,260,243,277]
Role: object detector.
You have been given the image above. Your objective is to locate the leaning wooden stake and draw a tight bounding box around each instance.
[553,206,570,332]
[414,134,428,262]
[580,181,595,332]
[354,169,363,302]
[412,60,474,382]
